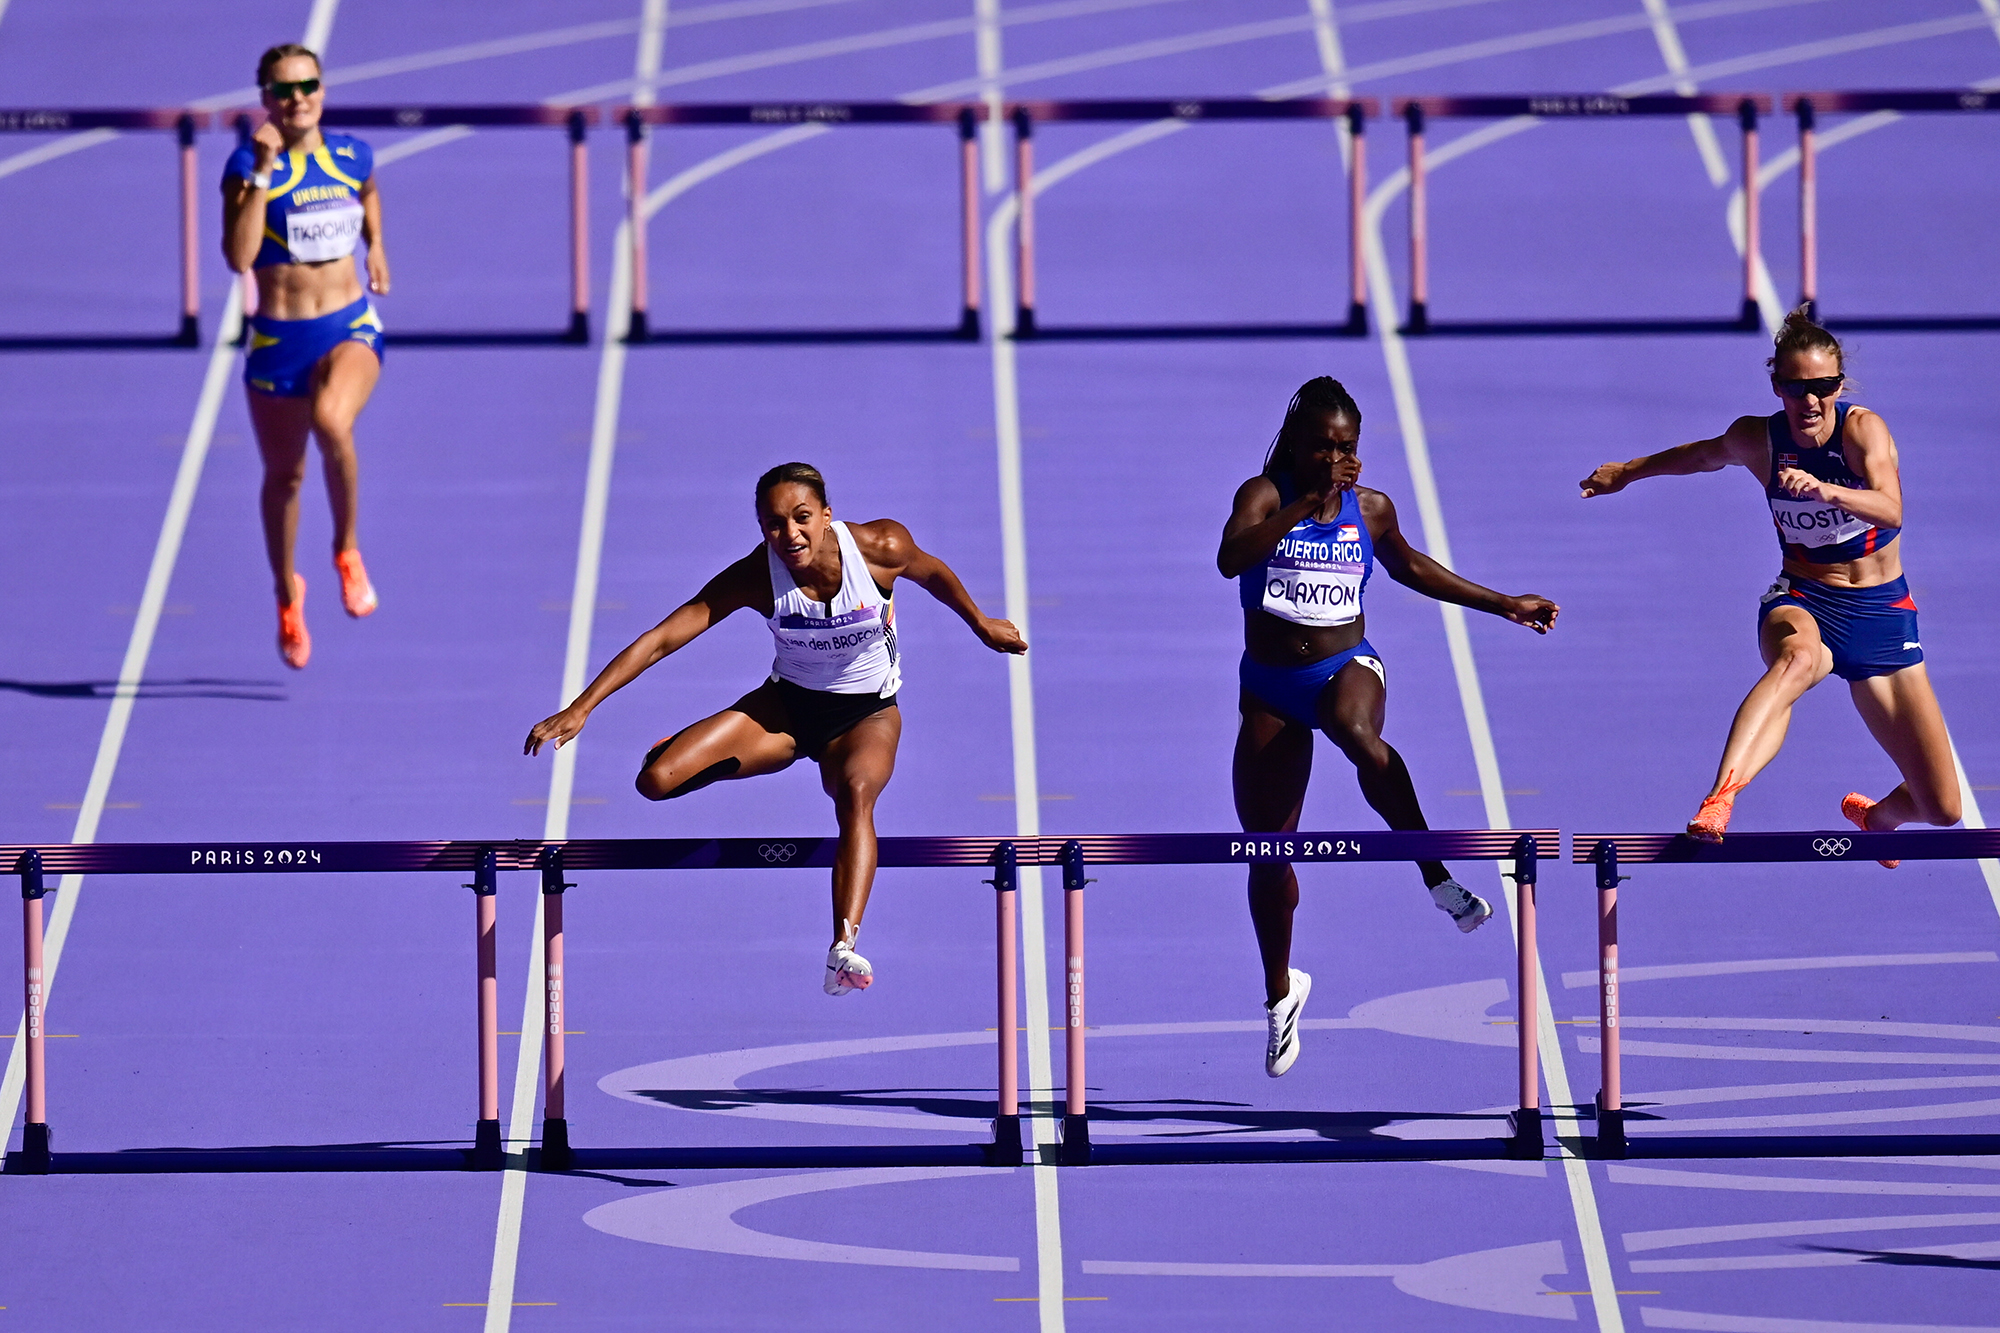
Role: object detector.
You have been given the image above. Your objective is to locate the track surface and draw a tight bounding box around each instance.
[3,1,1999,1329]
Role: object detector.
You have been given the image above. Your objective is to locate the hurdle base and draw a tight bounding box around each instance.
[1504,1107,1544,1160]
[1594,1097,1627,1158]
[538,1117,572,1172]
[958,307,981,341]
[1403,300,1430,335]
[176,314,199,348]
[1059,1113,1091,1165]
[1620,1133,2000,1160]
[1014,307,1038,338]
[1345,300,1368,337]
[472,1118,504,1171]
[1737,297,1762,331]
[989,1114,1024,1167]
[8,1122,52,1174]
[625,310,650,344]
[565,310,590,344]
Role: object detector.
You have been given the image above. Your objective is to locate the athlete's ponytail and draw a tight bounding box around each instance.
[1263,376,1361,480]
[756,462,828,508]
[1767,304,1845,373]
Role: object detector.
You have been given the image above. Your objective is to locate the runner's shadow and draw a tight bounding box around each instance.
[1800,1245,2000,1271]
[0,678,286,702]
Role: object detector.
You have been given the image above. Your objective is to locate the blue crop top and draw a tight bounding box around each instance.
[1765,403,1898,563]
[224,133,373,269]
[1238,478,1374,627]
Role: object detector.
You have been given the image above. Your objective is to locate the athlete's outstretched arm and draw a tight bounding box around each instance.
[1579,417,1765,497]
[523,553,764,755]
[852,520,1026,654]
[1367,491,1558,634]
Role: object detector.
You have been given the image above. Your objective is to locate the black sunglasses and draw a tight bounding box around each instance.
[264,78,322,100]
[1775,374,1843,400]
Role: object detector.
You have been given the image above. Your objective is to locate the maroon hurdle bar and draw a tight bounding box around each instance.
[1007,97,1377,338]
[1395,94,1772,333]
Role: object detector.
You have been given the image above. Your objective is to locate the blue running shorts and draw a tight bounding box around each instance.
[245,296,383,397]
[1240,641,1385,728]
[1758,573,1923,682]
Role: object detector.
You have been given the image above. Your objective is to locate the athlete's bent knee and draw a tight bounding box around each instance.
[1923,790,1964,827]
[637,756,740,801]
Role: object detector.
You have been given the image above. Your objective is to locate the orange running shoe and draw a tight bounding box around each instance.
[334,548,378,618]
[1686,793,1734,842]
[278,574,311,670]
[1842,792,1898,868]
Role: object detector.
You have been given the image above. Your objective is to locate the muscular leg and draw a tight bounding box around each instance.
[1315,660,1450,889]
[309,342,380,554]
[1704,605,1834,799]
[816,707,901,944]
[635,682,798,801]
[1233,691,1312,1006]
[247,389,314,602]
[1848,663,1963,828]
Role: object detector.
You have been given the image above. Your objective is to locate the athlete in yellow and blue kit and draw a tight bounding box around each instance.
[223,43,388,668]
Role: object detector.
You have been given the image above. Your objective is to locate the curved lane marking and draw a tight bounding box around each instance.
[1560,953,1998,990]
[583,1167,1021,1270]
[1627,1210,2000,1253]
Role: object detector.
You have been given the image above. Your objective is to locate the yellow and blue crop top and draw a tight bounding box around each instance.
[224,133,373,268]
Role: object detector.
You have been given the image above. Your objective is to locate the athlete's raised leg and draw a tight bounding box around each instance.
[1690,604,1834,838]
[1233,693,1311,1007]
[1314,658,1448,887]
[635,681,799,800]
[816,706,902,945]
[1847,663,1962,829]
[311,341,381,616]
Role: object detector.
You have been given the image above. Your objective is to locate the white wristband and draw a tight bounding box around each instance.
[250,170,272,190]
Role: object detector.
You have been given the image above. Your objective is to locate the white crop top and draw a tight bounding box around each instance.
[765,521,901,696]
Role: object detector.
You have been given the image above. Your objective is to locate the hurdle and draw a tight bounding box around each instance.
[1046,830,1556,1164]
[1006,98,1377,340]
[1787,89,2000,332]
[0,108,211,349]
[616,101,985,345]
[1578,831,2000,1160]
[224,105,599,346]
[9,827,1555,1174]
[1393,94,1772,336]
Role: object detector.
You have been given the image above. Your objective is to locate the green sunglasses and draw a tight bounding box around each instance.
[264,77,322,100]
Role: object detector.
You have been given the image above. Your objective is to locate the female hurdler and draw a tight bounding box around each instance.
[525,464,1026,994]
[1580,308,1961,859]
[223,43,389,668]
[1220,377,1559,1076]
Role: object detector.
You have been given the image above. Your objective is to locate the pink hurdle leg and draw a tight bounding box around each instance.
[626,113,650,343]
[540,853,572,1169]
[959,107,982,338]
[1058,842,1089,1164]
[990,844,1022,1165]
[18,852,51,1173]
[1517,878,1540,1116]
[568,111,591,342]
[1346,103,1368,335]
[1798,101,1817,318]
[1405,103,1429,332]
[470,849,501,1167]
[1012,109,1036,336]
[1739,101,1761,328]
[178,116,199,345]
[1594,842,1625,1154]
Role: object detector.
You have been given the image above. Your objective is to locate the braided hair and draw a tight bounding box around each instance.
[1262,376,1362,481]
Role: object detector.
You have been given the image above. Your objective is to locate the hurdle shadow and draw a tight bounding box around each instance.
[1580,1102,2000,1160]
[0,333,201,352]
[5,1140,487,1174]
[1014,321,1366,342]
[1820,315,2000,333]
[0,678,286,702]
[382,329,590,348]
[1799,1245,2000,1271]
[627,325,979,346]
[1401,315,1761,337]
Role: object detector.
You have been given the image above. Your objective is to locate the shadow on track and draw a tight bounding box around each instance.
[0,678,286,702]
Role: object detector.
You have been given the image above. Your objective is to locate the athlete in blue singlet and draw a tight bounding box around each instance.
[1581,307,1961,857]
[222,43,389,669]
[525,464,1025,996]
[1220,378,1559,1077]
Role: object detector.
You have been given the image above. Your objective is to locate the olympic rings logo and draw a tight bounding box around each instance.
[758,842,801,864]
[1812,837,1853,858]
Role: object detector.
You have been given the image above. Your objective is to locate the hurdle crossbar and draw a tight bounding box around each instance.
[1576,831,2000,1160]
[1786,89,2000,332]
[7,828,1553,1173]
[1007,97,1378,340]
[0,108,213,349]
[1393,94,1772,336]
[615,101,985,344]
[220,105,600,346]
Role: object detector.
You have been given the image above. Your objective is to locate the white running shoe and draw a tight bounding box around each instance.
[1264,968,1312,1077]
[824,941,873,996]
[1429,878,1493,933]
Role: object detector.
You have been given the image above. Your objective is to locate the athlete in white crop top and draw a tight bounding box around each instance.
[525,463,1025,996]
[1219,378,1558,1077]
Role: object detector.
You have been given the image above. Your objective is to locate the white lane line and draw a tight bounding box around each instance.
[976,0,1005,191]
[303,0,341,53]
[1628,10,1997,93]
[0,0,333,1174]
[1641,0,1731,186]
[1308,3,1625,1325]
[0,128,117,182]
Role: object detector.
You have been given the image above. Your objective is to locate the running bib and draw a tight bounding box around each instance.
[772,605,886,661]
[285,199,363,262]
[1260,533,1366,627]
[1769,496,1870,551]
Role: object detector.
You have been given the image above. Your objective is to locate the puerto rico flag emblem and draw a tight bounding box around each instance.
[1335,525,1361,542]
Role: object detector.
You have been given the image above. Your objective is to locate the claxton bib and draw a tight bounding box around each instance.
[1239,483,1374,628]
